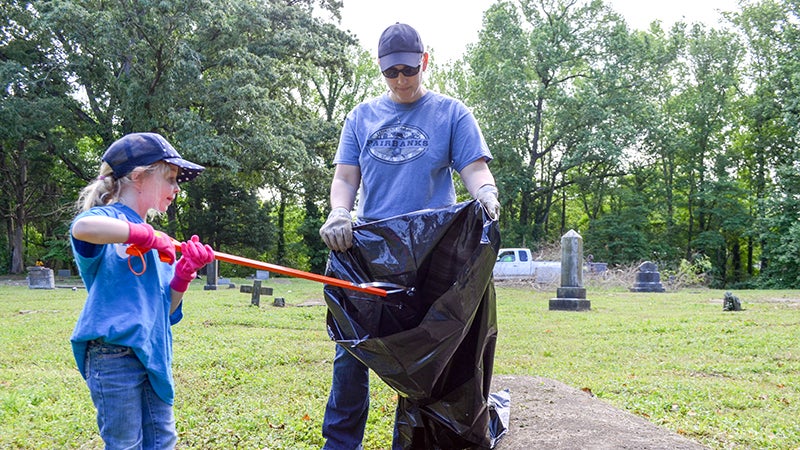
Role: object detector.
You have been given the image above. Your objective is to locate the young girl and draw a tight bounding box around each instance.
[70,132,214,448]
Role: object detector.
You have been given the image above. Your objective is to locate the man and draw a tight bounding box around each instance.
[319,22,500,449]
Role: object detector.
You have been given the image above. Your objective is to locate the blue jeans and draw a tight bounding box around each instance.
[84,341,177,449]
[322,345,369,450]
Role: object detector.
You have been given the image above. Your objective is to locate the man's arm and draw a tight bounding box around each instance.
[320,164,362,251]
[330,164,361,210]
[460,159,500,220]
[460,159,496,196]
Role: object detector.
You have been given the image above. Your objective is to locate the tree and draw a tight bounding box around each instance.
[22,0,357,272]
[467,0,645,246]
[671,24,742,264]
[303,43,384,272]
[0,0,87,273]
[733,0,800,286]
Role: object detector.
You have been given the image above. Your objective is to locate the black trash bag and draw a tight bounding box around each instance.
[323,200,508,449]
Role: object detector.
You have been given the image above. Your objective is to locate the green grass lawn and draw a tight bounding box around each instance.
[1,277,798,449]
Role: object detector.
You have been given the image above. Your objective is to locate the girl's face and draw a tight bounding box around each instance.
[140,164,180,213]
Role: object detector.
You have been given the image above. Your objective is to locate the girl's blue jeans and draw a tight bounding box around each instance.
[84,341,177,449]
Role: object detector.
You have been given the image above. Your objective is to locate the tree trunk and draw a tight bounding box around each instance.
[10,217,24,274]
[277,195,286,265]
[10,144,28,274]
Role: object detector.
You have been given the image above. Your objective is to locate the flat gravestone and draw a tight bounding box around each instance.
[255,270,270,280]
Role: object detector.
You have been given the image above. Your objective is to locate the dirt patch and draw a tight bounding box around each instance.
[0,275,28,287]
[759,297,800,304]
[707,295,800,306]
[491,375,708,449]
[295,299,326,307]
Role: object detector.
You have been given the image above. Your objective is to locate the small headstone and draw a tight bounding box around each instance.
[273,297,285,307]
[204,260,219,290]
[723,291,742,311]
[630,261,665,292]
[587,262,607,274]
[27,267,55,289]
[255,270,270,280]
[204,261,235,290]
[217,278,236,288]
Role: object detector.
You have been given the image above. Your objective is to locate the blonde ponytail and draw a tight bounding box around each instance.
[76,162,119,212]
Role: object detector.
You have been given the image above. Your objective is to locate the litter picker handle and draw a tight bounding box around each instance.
[126,240,388,297]
[210,250,388,297]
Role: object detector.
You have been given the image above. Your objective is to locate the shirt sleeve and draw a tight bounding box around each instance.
[169,302,183,325]
[334,111,362,166]
[450,101,492,173]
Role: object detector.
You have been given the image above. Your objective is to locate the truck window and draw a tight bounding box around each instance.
[498,252,516,262]
[518,251,529,262]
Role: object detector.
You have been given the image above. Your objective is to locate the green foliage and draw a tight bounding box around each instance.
[661,255,713,288]
[3,0,800,288]
[757,159,800,287]
[41,237,73,269]
[0,0,366,278]
[171,172,277,275]
[730,0,800,288]
[0,0,89,273]
[468,0,660,245]
[584,208,651,265]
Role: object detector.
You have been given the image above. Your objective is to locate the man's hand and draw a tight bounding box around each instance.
[476,184,500,220]
[320,207,353,252]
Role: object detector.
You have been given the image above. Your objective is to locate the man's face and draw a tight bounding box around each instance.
[382,53,428,104]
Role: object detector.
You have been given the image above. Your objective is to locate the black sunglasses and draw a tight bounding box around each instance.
[382,65,421,79]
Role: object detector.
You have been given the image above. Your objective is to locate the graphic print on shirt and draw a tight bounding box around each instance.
[115,213,133,260]
[366,125,428,164]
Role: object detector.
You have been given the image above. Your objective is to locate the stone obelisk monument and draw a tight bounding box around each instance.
[549,229,591,311]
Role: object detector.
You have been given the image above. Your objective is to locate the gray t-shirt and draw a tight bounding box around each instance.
[334,91,492,221]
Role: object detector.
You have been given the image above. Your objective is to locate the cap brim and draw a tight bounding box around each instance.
[379,52,423,71]
[164,157,205,183]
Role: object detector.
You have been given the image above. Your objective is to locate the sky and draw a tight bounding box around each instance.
[336,0,740,64]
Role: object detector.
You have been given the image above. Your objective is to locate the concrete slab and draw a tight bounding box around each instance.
[491,375,708,450]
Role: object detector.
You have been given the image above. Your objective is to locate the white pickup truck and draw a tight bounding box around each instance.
[492,248,561,282]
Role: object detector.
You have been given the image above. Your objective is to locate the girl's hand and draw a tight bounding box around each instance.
[170,236,215,292]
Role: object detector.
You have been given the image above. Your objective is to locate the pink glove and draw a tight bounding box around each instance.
[170,235,215,293]
[125,222,176,264]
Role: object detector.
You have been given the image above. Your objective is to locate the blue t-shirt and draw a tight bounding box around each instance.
[335,91,492,221]
[70,203,182,405]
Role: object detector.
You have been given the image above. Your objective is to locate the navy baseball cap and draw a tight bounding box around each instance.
[378,23,424,71]
[102,132,205,183]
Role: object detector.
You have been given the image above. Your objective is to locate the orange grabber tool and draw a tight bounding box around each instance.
[126,240,390,297]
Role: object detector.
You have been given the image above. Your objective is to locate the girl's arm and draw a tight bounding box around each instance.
[71,216,131,244]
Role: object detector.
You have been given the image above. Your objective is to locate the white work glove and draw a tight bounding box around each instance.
[476,184,500,220]
[319,207,353,252]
